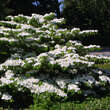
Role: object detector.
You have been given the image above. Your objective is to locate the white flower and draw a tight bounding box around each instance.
[98,70,103,75]
[42,24,51,28]
[17,77,39,90]
[71,28,80,32]
[56,59,70,68]
[84,45,100,49]
[68,83,80,92]
[1,93,12,100]
[99,75,110,82]
[25,57,35,63]
[2,59,25,67]
[33,62,41,67]
[43,12,55,19]
[21,24,32,30]
[56,79,66,89]
[50,60,56,65]
[0,38,18,42]
[5,70,14,79]
[0,64,4,71]
[79,30,98,34]
[51,18,65,24]
[56,28,67,33]
[18,32,30,37]
[55,89,67,97]
[38,53,48,58]
[0,77,14,85]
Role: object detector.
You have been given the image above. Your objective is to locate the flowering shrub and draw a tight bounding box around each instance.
[0,13,110,105]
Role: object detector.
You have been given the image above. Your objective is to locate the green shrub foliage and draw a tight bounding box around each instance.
[0,13,110,106]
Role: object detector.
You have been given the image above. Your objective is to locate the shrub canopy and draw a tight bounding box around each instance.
[0,13,110,105]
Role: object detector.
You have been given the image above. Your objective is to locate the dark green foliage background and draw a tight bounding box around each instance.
[0,0,60,18]
[62,0,110,46]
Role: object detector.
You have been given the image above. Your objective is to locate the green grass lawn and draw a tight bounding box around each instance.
[95,64,110,70]
[57,97,110,110]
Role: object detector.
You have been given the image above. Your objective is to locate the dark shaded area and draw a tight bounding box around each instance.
[0,0,60,18]
[62,0,110,46]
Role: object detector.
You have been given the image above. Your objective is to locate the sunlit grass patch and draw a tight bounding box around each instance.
[95,64,110,70]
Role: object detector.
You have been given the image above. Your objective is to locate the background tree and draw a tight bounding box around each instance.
[0,0,13,19]
[6,0,37,15]
[62,0,110,46]
[34,0,60,17]
[4,0,60,17]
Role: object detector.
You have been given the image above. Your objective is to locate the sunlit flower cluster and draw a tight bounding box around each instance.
[1,93,12,101]
[79,30,98,34]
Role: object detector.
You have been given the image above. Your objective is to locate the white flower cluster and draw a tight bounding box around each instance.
[0,59,25,70]
[0,37,18,42]
[0,70,15,86]
[71,28,80,33]
[0,71,100,99]
[18,32,31,37]
[68,40,82,46]
[84,45,100,49]
[79,30,98,34]
[99,75,110,82]
[0,20,18,26]
[1,93,12,101]
[51,18,65,24]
